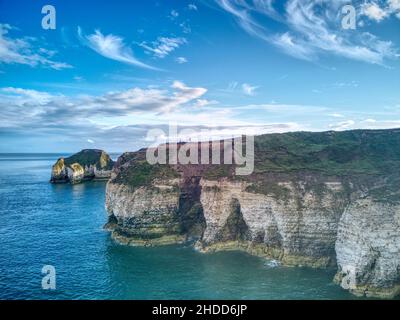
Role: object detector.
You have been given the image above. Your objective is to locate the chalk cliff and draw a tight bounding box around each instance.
[105,129,400,298]
[51,149,114,184]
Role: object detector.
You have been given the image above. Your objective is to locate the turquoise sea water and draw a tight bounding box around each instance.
[0,154,364,300]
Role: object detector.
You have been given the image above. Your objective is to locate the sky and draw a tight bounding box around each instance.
[0,0,400,152]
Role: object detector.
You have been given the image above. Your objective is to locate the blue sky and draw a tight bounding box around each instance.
[0,0,400,152]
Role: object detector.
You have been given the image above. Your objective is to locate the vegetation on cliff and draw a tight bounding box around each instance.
[51,149,115,184]
[113,129,400,192]
[106,129,400,298]
[113,159,179,190]
[64,149,114,170]
[252,129,400,175]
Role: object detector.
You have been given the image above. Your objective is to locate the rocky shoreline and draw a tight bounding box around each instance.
[104,129,400,299]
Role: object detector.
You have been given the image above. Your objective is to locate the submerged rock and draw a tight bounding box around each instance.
[50,149,114,184]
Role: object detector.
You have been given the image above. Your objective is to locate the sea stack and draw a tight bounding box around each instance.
[51,149,115,184]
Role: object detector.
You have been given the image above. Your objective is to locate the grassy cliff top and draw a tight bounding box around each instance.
[252,129,400,175]
[112,129,400,189]
[64,149,114,170]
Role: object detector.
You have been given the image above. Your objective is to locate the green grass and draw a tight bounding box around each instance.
[113,129,400,194]
[64,149,114,170]
[115,160,179,190]
[252,129,400,176]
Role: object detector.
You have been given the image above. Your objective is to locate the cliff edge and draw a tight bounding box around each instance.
[105,129,400,298]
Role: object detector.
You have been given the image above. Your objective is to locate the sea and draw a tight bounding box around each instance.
[0,153,365,299]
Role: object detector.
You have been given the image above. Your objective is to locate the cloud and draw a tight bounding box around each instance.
[0,81,307,152]
[242,83,259,96]
[140,37,187,58]
[2,80,400,152]
[273,32,315,61]
[78,27,157,70]
[188,4,198,11]
[389,0,400,10]
[176,56,188,64]
[333,81,359,88]
[235,103,328,114]
[220,81,260,95]
[362,2,389,22]
[215,0,399,65]
[180,21,192,34]
[328,113,345,118]
[329,120,355,130]
[192,99,218,107]
[360,119,400,129]
[329,118,400,131]
[0,24,72,70]
[1,87,56,106]
[0,81,208,132]
[169,10,179,19]
[361,1,400,21]
[73,76,84,82]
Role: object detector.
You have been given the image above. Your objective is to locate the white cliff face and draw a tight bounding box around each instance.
[198,178,346,267]
[105,176,400,298]
[106,179,185,245]
[335,198,400,298]
[66,163,85,184]
[103,128,400,299]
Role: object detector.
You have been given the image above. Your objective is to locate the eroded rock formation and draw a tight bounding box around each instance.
[51,149,114,184]
[105,129,400,298]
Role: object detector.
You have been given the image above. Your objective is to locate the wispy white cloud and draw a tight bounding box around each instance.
[272,32,315,61]
[192,99,218,107]
[362,2,389,22]
[329,118,400,131]
[0,81,208,131]
[176,56,188,64]
[188,4,198,11]
[169,10,179,19]
[73,75,84,82]
[333,81,359,88]
[329,119,355,130]
[242,83,259,96]
[389,0,400,10]
[361,0,400,21]
[180,21,192,34]
[328,113,345,118]
[220,81,259,95]
[1,87,56,105]
[140,37,187,58]
[78,27,158,70]
[0,24,72,70]
[215,0,399,65]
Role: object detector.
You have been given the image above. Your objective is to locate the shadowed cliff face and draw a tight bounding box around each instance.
[105,129,400,298]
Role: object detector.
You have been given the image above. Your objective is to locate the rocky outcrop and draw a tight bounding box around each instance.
[334,198,400,298]
[51,149,114,184]
[105,129,400,298]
